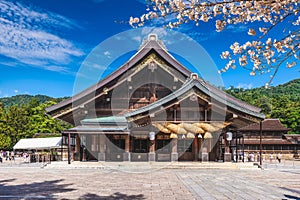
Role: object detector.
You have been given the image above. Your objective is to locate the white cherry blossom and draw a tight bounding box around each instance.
[130,0,300,85]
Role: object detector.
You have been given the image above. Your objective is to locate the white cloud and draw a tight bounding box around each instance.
[0,1,84,72]
[132,36,142,43]
[14,89,19,93]
[141,27,168,37]
[104,51,111,58]
[236,83,253,89]
[90,63,106,70]
[44,65,71,73]
[141,27,173,44]
[226,25,248,33]
[186,31,218,42]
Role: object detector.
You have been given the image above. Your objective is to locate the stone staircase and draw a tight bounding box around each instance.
[45,161,260,171]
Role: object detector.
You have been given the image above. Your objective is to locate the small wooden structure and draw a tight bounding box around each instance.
[13,137,63,163]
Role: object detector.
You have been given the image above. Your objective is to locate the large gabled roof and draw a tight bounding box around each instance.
[125,77,265,121]
[46,34,191,117]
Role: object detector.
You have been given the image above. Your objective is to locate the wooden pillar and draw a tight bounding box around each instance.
[172,138,177,153]
[125,134,130,152]
[194,136,199,161]
[99,135,105,153]
[242,135,245,162]
[224,133,231,162]
[198,137,202,160]
[149,140,155,152]
[130,135,134,152]
[67,132,71,164]
[171,138,178,161]
[259,120,263,166]
[72,134,80,161]
[148,133,156,161]
[123,134,131,161]
[235,131,238,163]
[61,134,64,162]
[75,134,80,153]
[98,134,106,161]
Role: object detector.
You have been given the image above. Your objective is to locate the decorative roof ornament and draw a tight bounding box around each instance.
[148,34,157,41]
[138,34,167,51]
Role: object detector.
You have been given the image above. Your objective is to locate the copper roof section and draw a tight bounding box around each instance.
[239,119,291,131]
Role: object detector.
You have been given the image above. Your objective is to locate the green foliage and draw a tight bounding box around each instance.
[0,97,71,150]
[226,79,300,134]
[0,94,68,108]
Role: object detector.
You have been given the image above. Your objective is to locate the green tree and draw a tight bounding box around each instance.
[5,105,31,148]
[27,101,71,134]
[0,102,11,149]
[0,98,72,149]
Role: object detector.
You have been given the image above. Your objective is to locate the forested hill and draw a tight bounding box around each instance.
[225,78,300,134]
[0,94,69,108]
[226,79,300,103]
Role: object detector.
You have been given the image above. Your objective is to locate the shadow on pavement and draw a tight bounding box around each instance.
[284,194,300,200]
[0,178,75,199]
[0,178,16,184]
[78,192,145,200]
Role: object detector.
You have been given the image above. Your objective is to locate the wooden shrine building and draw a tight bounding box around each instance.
[46,34,265,162]
[239,119,299,159]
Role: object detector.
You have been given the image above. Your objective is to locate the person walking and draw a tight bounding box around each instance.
[11,151,15,161]
[277,153,282,163]
[270,153,273,163]
[6,151,9,161]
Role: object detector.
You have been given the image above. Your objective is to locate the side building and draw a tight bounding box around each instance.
[46,34,266,162]
[239,119,299,160]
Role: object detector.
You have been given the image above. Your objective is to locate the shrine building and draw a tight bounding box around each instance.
[46,34,266,162]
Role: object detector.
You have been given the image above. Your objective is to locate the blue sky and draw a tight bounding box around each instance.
[0,0,299,98]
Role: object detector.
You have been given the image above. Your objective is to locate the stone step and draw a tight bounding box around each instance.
[45,161,259,170]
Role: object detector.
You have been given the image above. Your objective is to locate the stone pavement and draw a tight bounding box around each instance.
[0,160,300,199]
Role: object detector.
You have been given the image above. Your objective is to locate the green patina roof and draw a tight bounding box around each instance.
[81,116,127,125]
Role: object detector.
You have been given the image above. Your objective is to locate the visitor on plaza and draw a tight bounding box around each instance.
[250,152,255,162]
[6,151,10,161]
[257,152,260,162]
[277,153,282,163]
[23,152,29,162]
[11,151,15,161]
[270,153,273,163]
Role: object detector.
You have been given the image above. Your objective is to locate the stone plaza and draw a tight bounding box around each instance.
[0,159,300,199]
